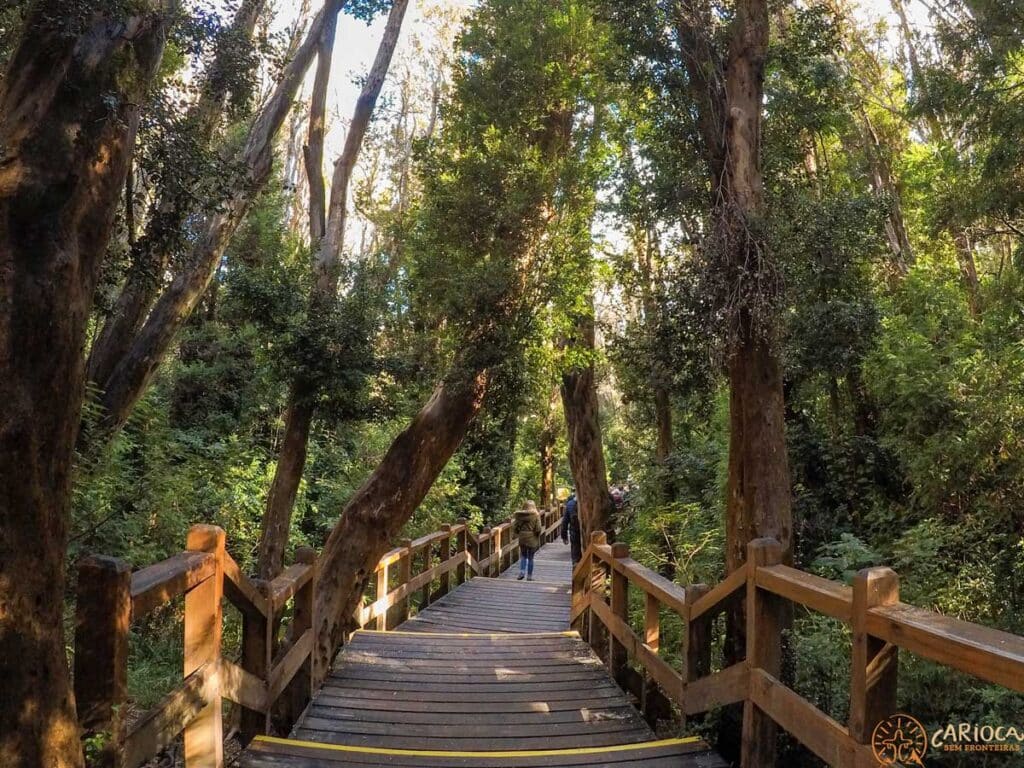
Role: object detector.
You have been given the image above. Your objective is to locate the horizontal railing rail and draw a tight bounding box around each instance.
[573,532,1024,768]
[74,506,563,768]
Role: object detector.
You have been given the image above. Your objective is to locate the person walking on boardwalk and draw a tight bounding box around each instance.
[561,490,582,564]
[514,501,543,580]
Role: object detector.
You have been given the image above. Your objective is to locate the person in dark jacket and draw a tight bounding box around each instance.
[561,491,582,564]
[513,501,543,580]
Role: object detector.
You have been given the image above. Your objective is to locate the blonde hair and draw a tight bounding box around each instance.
[524,500,538,511]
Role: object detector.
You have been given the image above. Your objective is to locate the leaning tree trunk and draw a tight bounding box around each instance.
[561,311,615,540]
[313,370,489,672]
[85,0,267,397]
[311,94,575,673]
[91,0,346,441]
[0,4,171,767]
[258,0,410,580]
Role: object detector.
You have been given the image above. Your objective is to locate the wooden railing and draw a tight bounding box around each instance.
[74,507,562,768]
[572,532,1024,768]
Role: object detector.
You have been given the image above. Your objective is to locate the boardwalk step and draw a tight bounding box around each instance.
[242,735,729,767]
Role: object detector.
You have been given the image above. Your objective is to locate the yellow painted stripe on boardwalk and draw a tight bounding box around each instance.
[253,735,701,758]
[354,629,580,638]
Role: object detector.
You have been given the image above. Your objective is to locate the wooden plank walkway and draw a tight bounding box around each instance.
[242,544,726,768]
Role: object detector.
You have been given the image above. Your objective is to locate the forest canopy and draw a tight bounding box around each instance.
[0,0,1023,766]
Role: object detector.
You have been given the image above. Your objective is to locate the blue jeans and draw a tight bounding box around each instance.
[518,545,536,576]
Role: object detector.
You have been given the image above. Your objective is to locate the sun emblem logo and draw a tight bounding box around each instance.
[872,714,928,766]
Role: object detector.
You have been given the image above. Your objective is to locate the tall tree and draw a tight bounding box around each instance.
[0,3,172,766]
[309,0,597,674]
[714,0,792,572]
[558,108,616,540]
[561,307,616,539]
[89,0,350,440]
[258,0,410,580]
[85,0,268,396]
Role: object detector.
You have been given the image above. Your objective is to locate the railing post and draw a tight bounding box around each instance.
[439,524,452,597]
[492,525,502,577]
[683,583,711,683]
[641,591,661,724]
[741,538,783,768]
[375,559,388,631]
[609,542,629,684]
[420,542,432,609]
[682,583,711,729]
[455,520,468,585]
[588,531,608,660]
[481,527,491,580]
[184,524,225,768]
[570,560,587,636]
[398,540,413,623]
[239,579,271,744]
[283,547,316,724]
[850,567,899,743]
[74,555,131,768]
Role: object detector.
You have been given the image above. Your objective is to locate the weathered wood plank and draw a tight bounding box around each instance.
[268,562,314,613]
[866,601,1024,692]
[742,538,784,768]
[183,524,224,768]
[222,550,268,618]
[749,668,859,768]
[268,627,314,703]
[130,551,215,618]
[756,564,853,623]
[590,593,684,705]
[123,662,216,768]
[74,555,132,767]
[682,662,749,715]
[849,567,898,743]
[688,565,745,621]
[219,658,268,713]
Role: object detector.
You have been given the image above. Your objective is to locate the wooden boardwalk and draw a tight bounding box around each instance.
[241,544,726,767]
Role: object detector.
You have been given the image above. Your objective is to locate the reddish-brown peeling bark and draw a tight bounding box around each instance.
[561,311,616,541]
[312,370,489,673]
[0,4,172,766]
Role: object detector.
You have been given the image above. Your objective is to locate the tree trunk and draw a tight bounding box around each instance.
[86,0,267,395]
[90,0,345,441]
[539,438,555,509]
[861,110,914,274]
[257,0,409,580]
[716,0,792,569]
[310,84,575,672]
[561,311,615,540]
[257,0,338,581]
[0,4,171,767]
[715,10,792,765]
[538,384,559,509]
[313,370,489,673]
[954,230,980,316]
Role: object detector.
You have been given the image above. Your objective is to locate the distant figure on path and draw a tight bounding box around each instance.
[514,501,543,581]
[561,490,582,564]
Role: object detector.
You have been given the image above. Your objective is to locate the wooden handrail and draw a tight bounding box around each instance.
[130,551,215,619]
[572,531,1024,768]
[73,507,563,768]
